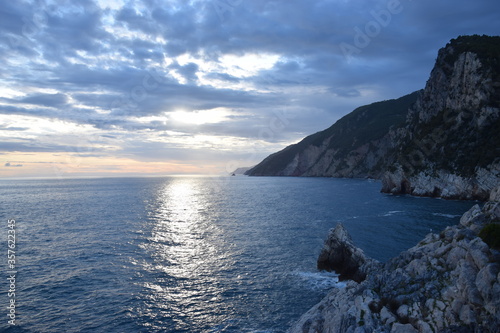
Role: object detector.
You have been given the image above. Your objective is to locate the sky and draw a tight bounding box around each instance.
[1,0,499,178]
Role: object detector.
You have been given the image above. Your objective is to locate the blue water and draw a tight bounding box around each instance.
[0,176,475,332]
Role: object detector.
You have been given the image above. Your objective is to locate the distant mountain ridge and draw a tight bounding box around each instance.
[247,35,500,200]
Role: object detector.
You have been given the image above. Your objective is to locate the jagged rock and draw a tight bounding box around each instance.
[317,223,377,282]
[396,304,410,321]
[476,263,500,303]
[381,306,396,325]
[484,186,500,221]
[460,204,483,227]
[390,323,418,333]
[288,200,500,333]
[490,186,500,202]
[381,168,411,195]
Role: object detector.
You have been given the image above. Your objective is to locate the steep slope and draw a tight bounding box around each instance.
[246,91,419,178]
[248,35,500,200]
[382,35,500,200]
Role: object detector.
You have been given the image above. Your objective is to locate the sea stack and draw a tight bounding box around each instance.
[289,187,500,332]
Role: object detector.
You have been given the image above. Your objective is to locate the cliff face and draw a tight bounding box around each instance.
[248,35,500,200]
[382,36,500,200]
[289,189,500,333]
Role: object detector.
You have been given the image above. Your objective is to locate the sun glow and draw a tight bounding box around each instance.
[170,108,230,125]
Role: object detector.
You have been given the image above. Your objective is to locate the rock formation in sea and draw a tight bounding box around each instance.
[317,223,380,283]
[288,187,500,333]
[247,35,500,200]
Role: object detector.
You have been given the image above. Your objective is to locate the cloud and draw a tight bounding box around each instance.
[170,61,200,84]
[1,0,499,176]
[17,93,69,108]
[0,125,29,131]
[5,162,23,167]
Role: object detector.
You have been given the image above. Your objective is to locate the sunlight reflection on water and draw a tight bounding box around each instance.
[0,177,474,332]
[140,177,239,331]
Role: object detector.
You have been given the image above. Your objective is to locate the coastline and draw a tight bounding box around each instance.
[288,187,500,332]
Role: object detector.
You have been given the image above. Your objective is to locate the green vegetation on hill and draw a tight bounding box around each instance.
[444,35,500,80]
[445,35,500,62]
[247,91,419,176]
[479,223,500,250]
[322,92,419,152]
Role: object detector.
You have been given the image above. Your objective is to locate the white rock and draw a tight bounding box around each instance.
[435,300,446,311]
[396,304,410,320]
[460,204,482,227]
[380,306,396,325]
[390,323,418,333]
[459,304,476,324]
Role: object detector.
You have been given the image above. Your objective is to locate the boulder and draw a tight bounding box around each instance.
[317,223,374,282]
[391,323,418,333]
[490,186,500,202]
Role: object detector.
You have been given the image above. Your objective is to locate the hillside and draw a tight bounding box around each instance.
[247,35,500,200]
[246,91,420,178]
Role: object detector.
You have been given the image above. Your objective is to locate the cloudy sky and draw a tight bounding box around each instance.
[1,0,499,178]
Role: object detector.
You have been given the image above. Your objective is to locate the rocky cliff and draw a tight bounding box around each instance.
[381,35,500,200]
[288,188,500,333]
[248,35,500,200]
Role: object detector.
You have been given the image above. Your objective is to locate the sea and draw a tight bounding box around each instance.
[0,176,476,332]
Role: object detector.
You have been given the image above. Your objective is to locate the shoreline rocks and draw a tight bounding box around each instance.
[381,165,500,201]
[317,223,381,283]
[288,188,500,333]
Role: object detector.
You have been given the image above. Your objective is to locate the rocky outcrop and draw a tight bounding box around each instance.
[289,188,500,333]
[381,166,500,201]
[249,35,500,201]
[317,223,380,283]
[381,36,500,200]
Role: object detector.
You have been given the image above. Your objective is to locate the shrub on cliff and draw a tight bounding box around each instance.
[479,223,500,250]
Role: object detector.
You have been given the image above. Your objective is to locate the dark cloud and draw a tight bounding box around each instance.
[205,72,241,82]
[18,93,68,108]
[116,6,156,35]
[43,2,110,54]
[168,61,200,84]
[0,125,29,131]
[0,141,90,153]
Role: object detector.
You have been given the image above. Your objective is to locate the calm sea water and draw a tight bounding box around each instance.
[0,176,475,332]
